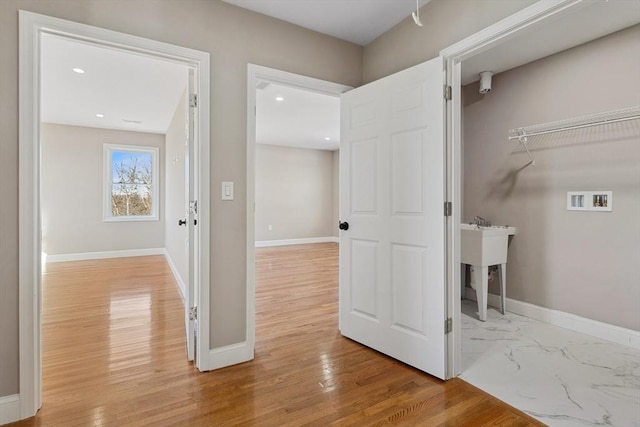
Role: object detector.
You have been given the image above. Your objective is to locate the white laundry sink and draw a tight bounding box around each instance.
[460,223,515,267]
[460,223,516,322]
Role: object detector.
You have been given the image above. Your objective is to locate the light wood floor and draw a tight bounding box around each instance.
[9,243,542,426]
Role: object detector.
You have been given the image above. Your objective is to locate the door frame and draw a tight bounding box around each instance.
[440,0,591,378]
[245,64,351,351]
[18,11,211,419]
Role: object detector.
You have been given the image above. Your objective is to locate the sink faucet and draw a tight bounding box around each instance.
[473,216,492,227]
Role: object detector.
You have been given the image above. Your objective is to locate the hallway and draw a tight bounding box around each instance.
[8,247,540,426]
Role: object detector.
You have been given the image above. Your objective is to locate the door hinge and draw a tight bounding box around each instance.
[190,306,197,321]
[189,94,198,108]
[444,85,452,101]
[445,317,452,334]
[444,201,452,217]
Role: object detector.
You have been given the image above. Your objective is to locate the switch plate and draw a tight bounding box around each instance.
[222,182,234,201]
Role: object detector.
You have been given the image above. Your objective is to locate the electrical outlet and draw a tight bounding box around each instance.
[567,191,612,211]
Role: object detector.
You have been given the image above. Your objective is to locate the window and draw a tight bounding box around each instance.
[104,144,159,221]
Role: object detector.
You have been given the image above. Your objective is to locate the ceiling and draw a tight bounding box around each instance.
[41,34,189,134]
[222,0,431,46]
[40,0,639,147]
[256,83,340,151]
[41,32,340,150]
[460,0,640,85]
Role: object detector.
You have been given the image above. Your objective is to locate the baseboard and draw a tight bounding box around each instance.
[163,250,186,302]
[506,298,640,348]
[0,394,20,425]
[46,248,165,263]
[203,342,253,371]
[464,288,640,348]
[255,237,339,247]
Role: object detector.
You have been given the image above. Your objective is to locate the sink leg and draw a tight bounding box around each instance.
[476,265,488,322]
[461,264,467,299]
[499,263,507,315]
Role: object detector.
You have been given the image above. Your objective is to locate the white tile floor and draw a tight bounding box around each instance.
[460,300,640,427]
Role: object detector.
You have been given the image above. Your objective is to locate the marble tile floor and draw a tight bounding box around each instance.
[460,299,640,427]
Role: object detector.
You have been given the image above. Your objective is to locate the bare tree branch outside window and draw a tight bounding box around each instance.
[111,151,153,216]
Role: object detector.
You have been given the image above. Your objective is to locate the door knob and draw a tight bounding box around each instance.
[339,221,349,231]
[178,219,187,226]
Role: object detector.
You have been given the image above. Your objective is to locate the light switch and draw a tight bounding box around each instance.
[222,182,234,201]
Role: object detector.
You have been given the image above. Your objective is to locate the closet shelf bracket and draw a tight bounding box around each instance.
[515,128,535,165]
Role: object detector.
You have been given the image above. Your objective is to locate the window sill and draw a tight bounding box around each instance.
[104,216,159,222]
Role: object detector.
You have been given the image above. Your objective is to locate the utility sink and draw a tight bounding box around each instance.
[460,223,516,321]
[460,224,515,267]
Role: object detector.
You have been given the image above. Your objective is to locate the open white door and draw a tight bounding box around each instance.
[339,56,447,379]
[185,68,198,362]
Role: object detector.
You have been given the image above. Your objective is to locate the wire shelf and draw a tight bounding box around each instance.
[507,106,640,165]
[508,105,640,140]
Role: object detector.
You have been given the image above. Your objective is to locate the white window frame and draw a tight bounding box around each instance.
[103,143,159,221]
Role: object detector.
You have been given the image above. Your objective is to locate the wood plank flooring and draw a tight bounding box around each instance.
[8,244,542,426]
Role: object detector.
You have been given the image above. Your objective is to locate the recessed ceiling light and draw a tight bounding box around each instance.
[324,137,331,141]
[95,113,104,118]
[72,68,85,74]
[275,96,284,102]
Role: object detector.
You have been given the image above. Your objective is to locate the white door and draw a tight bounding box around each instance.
[185,68,198,362]
[339,56,446,379]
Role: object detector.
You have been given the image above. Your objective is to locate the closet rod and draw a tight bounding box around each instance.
[508,114,640,140]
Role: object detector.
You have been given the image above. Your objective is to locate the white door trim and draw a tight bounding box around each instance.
[246,64,351,353]
[439,0,591,378]
[18,10,211,420]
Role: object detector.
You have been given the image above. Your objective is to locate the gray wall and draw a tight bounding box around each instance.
[255,144,335,242]
[363,0,537,83]
[0,0,362,397]
[164,90,189,290]
[41,124,165,255]
[462,26,640,331]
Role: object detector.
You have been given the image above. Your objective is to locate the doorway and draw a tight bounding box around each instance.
[38,35,197,364]
[441,1,640,423]
[442,0,640,379]
[254,81,340,247]
[40,33,185,263]
[19,11,211,419]
[246,65,351,352]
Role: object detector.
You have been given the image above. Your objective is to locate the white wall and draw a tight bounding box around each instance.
[164,90,188,292]
[255,144,335,242]
[41,123,165,256]
[462,26,640,331]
